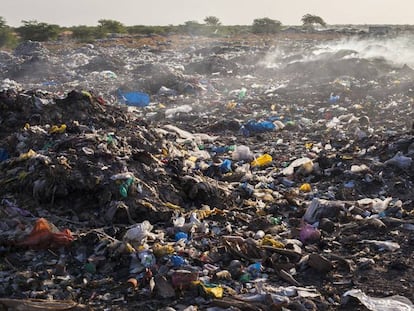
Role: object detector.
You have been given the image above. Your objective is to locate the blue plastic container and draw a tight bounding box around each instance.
[118,89,150,107]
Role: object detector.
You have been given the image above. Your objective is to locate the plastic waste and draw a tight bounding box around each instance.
[261,235,285,248]
[329,93,340,103]
[171,270,199,289]
[232,145,254,162]
[124,221,154,245]
[171,255,186,267]
[118,89,150,107]
[0,148,9,162]
[251,154,272,167]
[357,197,393,213]
[299,183,312,192]
[138,250,156,268]
[119,177,134,198]
[300,223,321,244]
[385,152,412,169]
[360,240,400,251]
[241,120,275,136]
[175,231,189,242]
[165,104,193,119]
[282,157,313,175]
[198,281,223,298]
[304,198,345,224]
[210,145,232,154]
[153,243,174,257]
[240,182,254,196]
[343,289,413,311]
[246,262,263,279]
[158,86,177,96]
[16,218,74,249]
[49,124,67,134]
[238,87,247,100]
[220,159,232,173]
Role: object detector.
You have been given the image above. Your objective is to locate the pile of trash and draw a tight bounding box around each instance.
[0,34,414,311]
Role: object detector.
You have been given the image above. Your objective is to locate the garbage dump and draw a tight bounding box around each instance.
[0,33,414,310]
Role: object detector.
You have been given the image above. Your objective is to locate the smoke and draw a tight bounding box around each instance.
[260,35,414,70]
[313,35,414,68]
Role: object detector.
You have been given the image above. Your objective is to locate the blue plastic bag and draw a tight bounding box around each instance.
[241,120,275,136]
[118,89,150,107]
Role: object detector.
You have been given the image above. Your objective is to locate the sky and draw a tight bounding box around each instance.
[1,0,413,27]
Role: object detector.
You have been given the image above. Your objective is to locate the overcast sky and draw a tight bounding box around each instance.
[2,0,413,27]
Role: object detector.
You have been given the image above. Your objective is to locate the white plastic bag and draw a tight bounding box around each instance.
[343,289,413,311]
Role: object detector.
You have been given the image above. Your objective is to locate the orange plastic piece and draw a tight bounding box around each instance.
[16,218,74,249]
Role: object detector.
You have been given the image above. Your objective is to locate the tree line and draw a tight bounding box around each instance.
[0,14,327,48]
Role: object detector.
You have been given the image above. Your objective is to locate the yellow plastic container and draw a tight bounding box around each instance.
[251,154,272,167]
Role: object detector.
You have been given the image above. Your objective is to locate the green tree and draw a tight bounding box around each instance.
[0,17,17,48]
[71,25,97,42]
[301,14,327,28]
[252,18,282,34]
[181,20,203,35]
[17,20,60,41]
[97,19,126,37]
[204,16,221,26]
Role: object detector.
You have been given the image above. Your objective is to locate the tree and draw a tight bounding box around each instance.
[71,25,97,42]
[97,19,126,37]
[204,16,221,26]
[16,20,60,41]
[0,17,17,48]
[252,18,282,34]
[181,20,203,35]
[301,14,327,28]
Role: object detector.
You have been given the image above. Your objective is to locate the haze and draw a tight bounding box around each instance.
[2,0,414,27]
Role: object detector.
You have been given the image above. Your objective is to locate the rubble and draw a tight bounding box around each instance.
[1,33,414,310]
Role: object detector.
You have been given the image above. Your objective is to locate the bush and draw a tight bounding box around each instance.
[252,18,282,34]
[0,17,17,48]
[16,20,60,41]
[71,25,97,42]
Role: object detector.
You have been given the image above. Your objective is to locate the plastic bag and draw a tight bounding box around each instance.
[124,221,154,245]
[343,289,413,311]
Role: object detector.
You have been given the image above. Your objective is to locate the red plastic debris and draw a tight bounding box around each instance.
[16,218,74,249]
